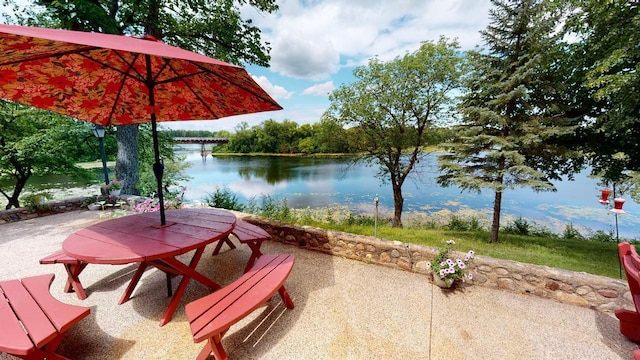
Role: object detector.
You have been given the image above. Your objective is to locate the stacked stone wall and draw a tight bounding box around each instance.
[242,216,633,313]
[0,200,632,313]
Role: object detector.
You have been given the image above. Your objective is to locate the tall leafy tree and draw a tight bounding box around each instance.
[326,37,466,227]
[437,0,583,243]
[4,0,277,194]
[0,100,92,209]
[564,0,640,188]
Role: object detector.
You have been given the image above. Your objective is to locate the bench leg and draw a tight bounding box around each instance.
[63,263,88,300]
[212,237,236,255]
[278,285,295,309]
[242,241,264,274]
[197,334,228,360]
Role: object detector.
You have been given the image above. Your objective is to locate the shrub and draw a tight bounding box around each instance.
[502,217,531,235]
[562,223,585,240]
[203,187,245,211]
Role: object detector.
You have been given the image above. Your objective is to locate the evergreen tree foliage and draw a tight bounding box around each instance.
[438,0,583,243]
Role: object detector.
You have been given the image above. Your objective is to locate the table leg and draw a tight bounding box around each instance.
[64,262,88,300]
[119,262,149,305]
[159,247,219,326]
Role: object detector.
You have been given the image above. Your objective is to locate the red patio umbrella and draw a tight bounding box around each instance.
[0,24,282,225]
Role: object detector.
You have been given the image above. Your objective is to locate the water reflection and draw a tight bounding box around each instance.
[178,146,640,238]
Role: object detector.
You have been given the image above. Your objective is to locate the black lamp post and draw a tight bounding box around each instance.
[91,125,110,185]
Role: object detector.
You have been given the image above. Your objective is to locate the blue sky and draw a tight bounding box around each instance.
[164,0,493,133]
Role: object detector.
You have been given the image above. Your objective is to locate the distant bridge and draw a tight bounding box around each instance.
[173,137,229,154]
[173,137,229,145]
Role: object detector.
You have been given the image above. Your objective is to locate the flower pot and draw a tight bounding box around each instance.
[433,275,454,289]
[109,189,121,196]
[87,203,102,211]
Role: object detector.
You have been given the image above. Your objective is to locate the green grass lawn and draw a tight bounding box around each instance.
[309,223,622,279]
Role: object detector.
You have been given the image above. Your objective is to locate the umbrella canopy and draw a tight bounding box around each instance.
[0,24,282,225]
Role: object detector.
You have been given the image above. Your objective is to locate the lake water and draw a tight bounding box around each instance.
[5,145,639,239]
[179,146,640,239]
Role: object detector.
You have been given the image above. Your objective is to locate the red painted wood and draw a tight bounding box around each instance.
[62,208,236,326]
[21,275,90,333]
[39,251,88,300]
[211,220,270,273]
[186,254,295,344]
[0,286,35,356]
[616,242,640,342]
[0,274,90,358]
[0,278,58,349]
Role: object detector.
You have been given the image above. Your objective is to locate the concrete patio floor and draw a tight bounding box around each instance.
[0,210,638,359]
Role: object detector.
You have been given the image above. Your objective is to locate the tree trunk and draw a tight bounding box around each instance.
[392,182,403,228]
[115,124,140,195]
[490,190,502,243]
[5,174,28,209]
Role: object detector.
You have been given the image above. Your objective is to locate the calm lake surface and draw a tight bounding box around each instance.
[8,145,639,239]
[179,146,639,239]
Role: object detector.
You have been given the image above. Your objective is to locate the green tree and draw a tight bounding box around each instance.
[0,101,92,209]
[5,0,278,194]
[313,117,350,153]
[326,37,466,227]
[437,0,583,243]
[564,0,640,188]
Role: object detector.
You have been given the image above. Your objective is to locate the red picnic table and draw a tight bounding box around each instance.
[62,208,236,326]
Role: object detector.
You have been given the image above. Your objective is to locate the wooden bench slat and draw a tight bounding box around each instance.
[39,250,80,265]
[0,287,35,356]
[0,277,58,350]
[231,221,270,243]
[21,274,90,334]
[187,254,294,346]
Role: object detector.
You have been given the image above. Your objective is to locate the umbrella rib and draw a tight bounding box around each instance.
[161,60,221,118]
[191,61,281,108]
[0,45,100,67]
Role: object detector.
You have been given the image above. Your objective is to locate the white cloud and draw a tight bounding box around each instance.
[302,81,334,96]
[245,0,492,80]
[251,74,294,100]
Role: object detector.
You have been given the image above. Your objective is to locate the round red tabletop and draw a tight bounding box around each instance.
[63,208,236,264]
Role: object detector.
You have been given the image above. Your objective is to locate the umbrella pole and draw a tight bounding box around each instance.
[151,117,166,225]
[146,54,166,226]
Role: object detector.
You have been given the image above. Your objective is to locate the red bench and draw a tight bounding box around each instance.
[40,250,176,300]
[186,254,295,360]
[39,250,88,300]
[0,273,90,359]
[616,242,640,342]
[212,220,270,273]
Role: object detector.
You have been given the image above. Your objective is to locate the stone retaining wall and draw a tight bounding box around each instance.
[0,199,633,313]
[241,215,633,313]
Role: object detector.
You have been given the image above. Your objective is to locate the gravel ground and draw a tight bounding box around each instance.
[0,210,638,359]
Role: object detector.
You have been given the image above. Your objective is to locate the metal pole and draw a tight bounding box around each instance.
[374,194,379,237]
[613,183,621,278]
[98,137,109,185]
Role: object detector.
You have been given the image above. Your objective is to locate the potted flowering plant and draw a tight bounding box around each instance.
[427,239,474,289]
[102,180,124,196]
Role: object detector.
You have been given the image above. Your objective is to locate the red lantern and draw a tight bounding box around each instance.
[611,197,626,214]
[599,188,611,205]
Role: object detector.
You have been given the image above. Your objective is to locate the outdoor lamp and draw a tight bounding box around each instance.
[92,125,110,185]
